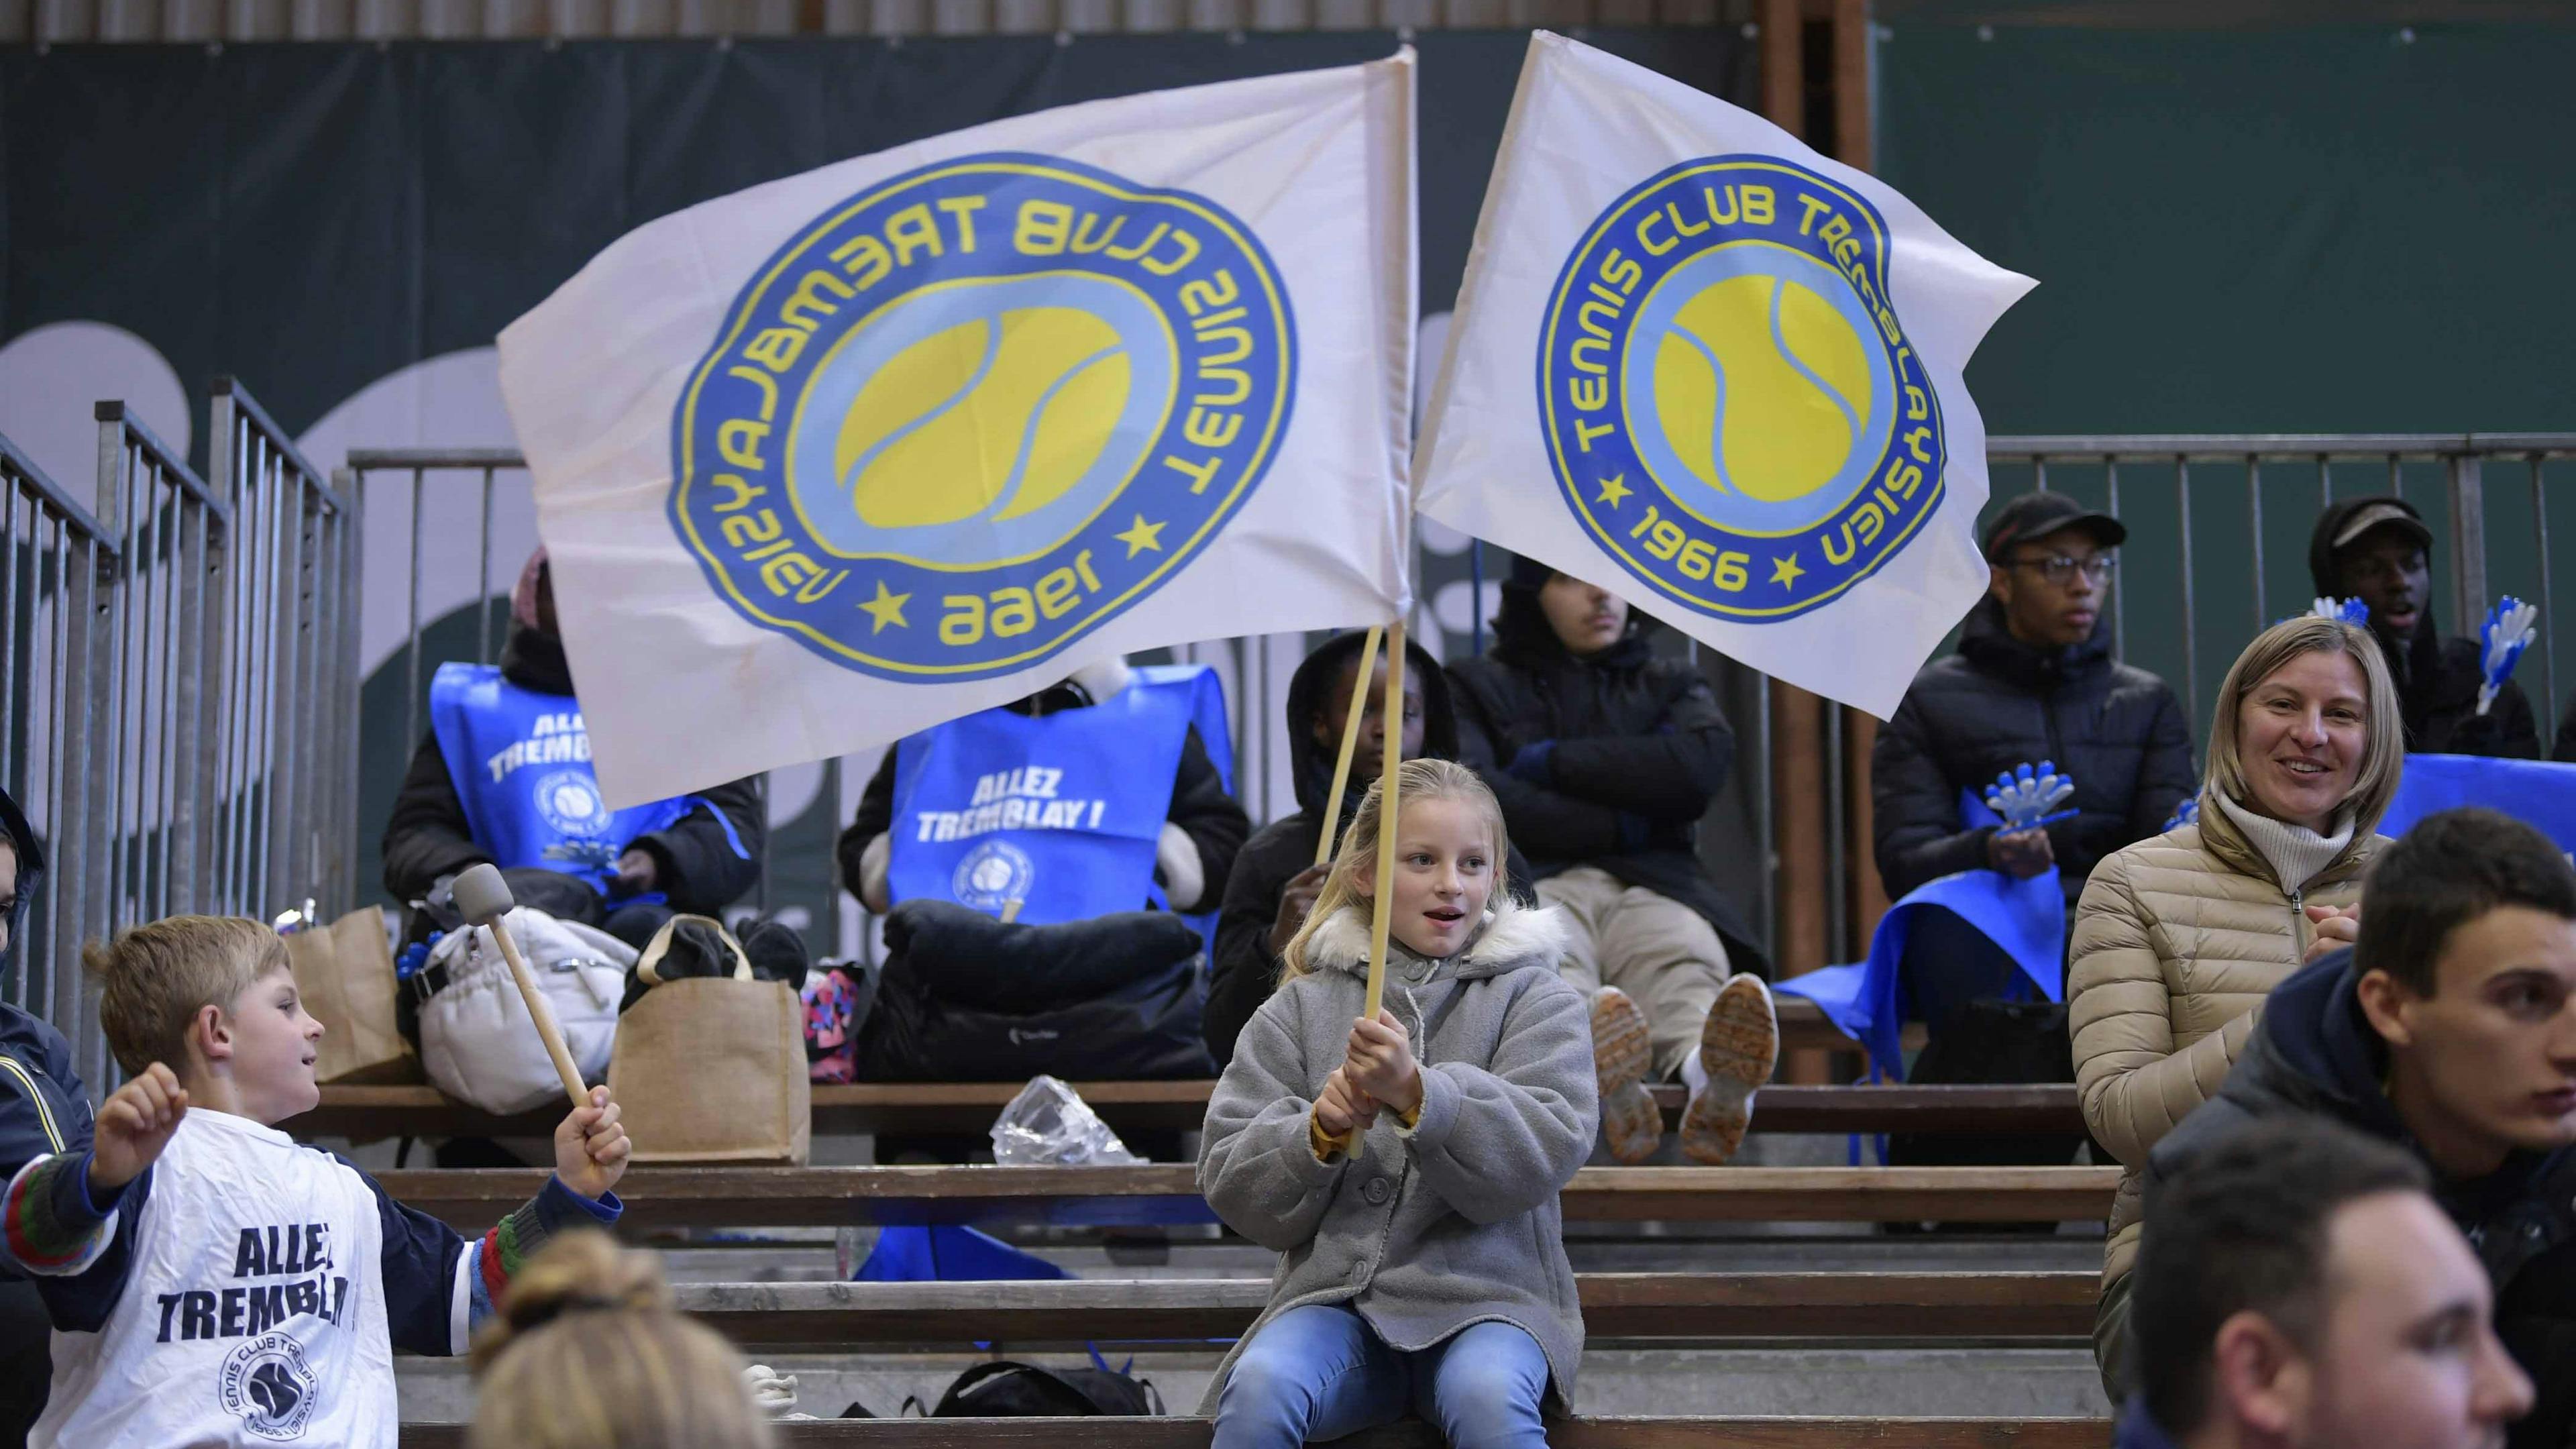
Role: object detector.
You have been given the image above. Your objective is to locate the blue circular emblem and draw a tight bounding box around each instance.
[1538,157,1945,622]
[532,769,609,838]
[953,839,1036,914]
[674,152,1295,679]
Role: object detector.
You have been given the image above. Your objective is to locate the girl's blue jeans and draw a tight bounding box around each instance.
[1212,1302,1552,1449]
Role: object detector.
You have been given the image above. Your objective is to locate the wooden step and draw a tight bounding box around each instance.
[655,1271,2098,1346]
[286,1080,2076,1144]
[378,1164,2122,1233]
[400,1415,2111,1447]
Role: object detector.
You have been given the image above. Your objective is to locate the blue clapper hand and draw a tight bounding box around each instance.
[2479,596,2540,716]
[2161,797,2201,833]
[2312,596,2370,628]
[1984,761,2078,835]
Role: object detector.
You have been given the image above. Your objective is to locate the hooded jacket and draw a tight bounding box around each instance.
[2308,498,2539,760]
[1197,897,1593,1412]
[2108,951,2576,1448]
[1205,632,1536,1069]
[1873,594,2197,910]
[1445,586,1767,975]
[839,655,1250,917]
[0,788,92,1232]
[380,623,768,915]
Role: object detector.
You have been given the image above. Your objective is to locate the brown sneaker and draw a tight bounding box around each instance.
[1591,986,1662,1164]
[1680,973,1779,1165]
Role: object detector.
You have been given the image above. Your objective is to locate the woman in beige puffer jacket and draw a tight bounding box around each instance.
[2069,615,2404,1393]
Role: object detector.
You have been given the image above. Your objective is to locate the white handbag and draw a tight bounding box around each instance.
[418,907,635,1116]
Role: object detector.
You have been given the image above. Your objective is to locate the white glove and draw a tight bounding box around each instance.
[2479,596,2540,716]
[1984,761,2076,833]
[745,1363,800,1416]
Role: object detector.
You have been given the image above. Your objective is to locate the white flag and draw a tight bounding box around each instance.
[1416,34,2033,718]
[500,56,1416,806]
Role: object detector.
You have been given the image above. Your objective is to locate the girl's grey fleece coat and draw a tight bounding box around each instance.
[1195,898,1597,1412]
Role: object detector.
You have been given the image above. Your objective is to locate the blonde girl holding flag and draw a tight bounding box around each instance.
[1196,749,1595,1449]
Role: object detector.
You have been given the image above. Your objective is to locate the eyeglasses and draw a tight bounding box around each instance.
[2010,554,2116,586]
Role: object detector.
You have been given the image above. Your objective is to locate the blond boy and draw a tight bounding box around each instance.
[2,916,629,1447]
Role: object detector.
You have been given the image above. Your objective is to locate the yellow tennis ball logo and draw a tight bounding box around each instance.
[835,305,1134,531]
[1648,273,1874,503]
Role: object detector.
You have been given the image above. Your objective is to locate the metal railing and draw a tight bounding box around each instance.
[0,382,364,1087]
[210,380,364,920]
[1,433,121,1081]
[1985,435,2576,735]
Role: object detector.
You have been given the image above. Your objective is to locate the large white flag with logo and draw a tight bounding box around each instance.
[1416,34,2033,718]
[500,57,1415,806]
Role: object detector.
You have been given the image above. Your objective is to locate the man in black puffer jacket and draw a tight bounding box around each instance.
[1450,557,1774,1166]
[2309,494,2540,760]
[1873,492,2196,1032]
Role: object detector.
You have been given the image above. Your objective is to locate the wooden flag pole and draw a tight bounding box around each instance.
[1312,625,1385,869]
[1332,619,1406,1157]
[1359,619,1407,1025]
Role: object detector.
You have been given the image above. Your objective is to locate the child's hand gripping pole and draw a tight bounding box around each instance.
[1312,625,1385,869]
[449,863,590,1112]
[1332,620,1406,1157]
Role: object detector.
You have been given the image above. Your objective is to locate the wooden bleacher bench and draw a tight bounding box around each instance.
[400,1415,2111,1446]
[378,1163,2121,1234]
[286,1080,2078,1144]
[657,1271,2097,1346]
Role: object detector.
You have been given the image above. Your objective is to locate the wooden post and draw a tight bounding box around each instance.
[1758,0,1836,1089]
[1832,2,1891,951]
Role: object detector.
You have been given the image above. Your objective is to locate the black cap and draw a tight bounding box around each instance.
[1982,492,2127,564]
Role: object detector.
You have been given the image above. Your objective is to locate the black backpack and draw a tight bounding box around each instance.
[928,1360,1161,1417]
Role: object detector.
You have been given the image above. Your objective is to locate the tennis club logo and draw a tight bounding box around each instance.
[221,1333,321,1440]
[674,152,1294,680]
[1538,156,1945,621]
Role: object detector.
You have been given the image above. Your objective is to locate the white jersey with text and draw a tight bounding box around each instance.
[31,1109,470,1448]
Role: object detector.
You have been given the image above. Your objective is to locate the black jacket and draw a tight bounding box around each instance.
[2141,952,2576,1449]
[1445,593,1767,976]
[1203,632,1534,1069]
[1872,596,2196,910]
[0,786,92,1226]
[839,673,1250,917]
[2308,498,2540,760]
[378,625,768,915]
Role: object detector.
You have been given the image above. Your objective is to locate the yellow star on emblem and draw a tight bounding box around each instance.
[1116,515,1167,558]
[1595,474,1632,508]
[1770,553,1806,588]
[859,580,910,633]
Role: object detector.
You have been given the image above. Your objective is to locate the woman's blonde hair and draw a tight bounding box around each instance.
[2203,615,2405,836]
[1276,757,1511,987]
[468,1231,774,1449]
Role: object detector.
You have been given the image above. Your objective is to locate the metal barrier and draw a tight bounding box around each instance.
[0,383,362,1086]
[1,431,122,1080]
[209,379,363,922]
[1985,435,2576,735]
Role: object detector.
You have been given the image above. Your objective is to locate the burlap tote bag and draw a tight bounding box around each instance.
[607,914,810,1165]
[284,906,419,1085]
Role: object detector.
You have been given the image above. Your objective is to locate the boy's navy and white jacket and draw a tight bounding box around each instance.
[1,1108,618,1447]
[1197,898,1595,1412]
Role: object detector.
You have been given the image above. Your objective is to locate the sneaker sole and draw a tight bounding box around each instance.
[1681,975,1779,1166]
[1591,988,1662,1164]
